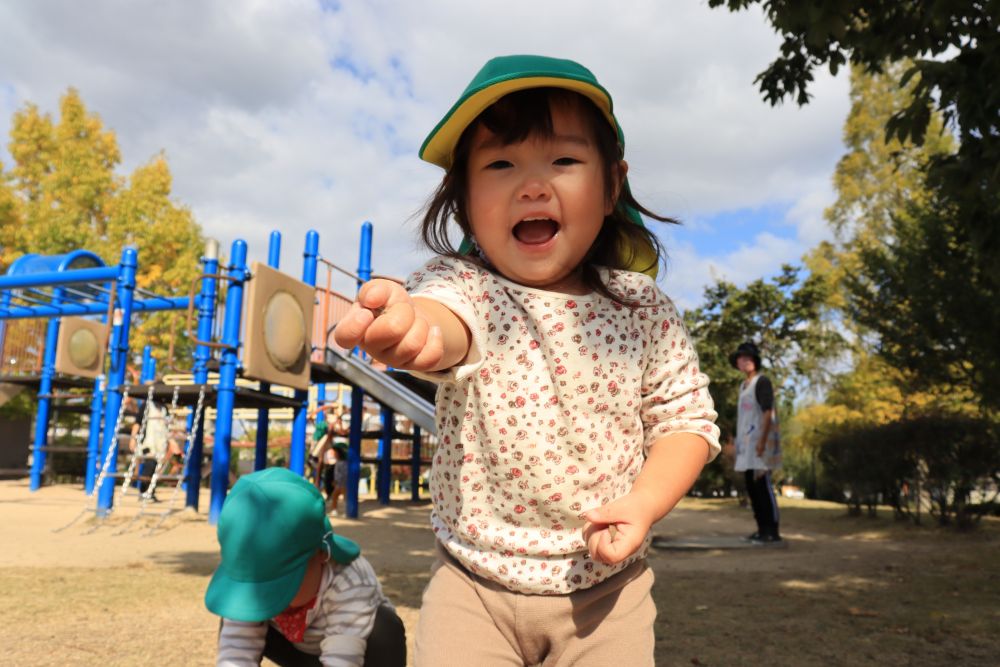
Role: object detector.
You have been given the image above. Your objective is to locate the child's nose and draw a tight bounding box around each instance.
[517,176,551,201]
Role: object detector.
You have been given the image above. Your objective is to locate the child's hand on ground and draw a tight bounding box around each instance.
[333,279,445,371]
[581,492,657,565]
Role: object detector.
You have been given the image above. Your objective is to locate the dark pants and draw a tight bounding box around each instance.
[323,465,336,498]
[745,470,780,538]
[263,603,406,667]
[137,459,156,493]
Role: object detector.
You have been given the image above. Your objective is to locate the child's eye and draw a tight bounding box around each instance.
[553,157,580,166]
[486,160,513,170]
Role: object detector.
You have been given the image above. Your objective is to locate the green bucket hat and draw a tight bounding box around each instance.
[419,54,658,277]
[204,467,360,622]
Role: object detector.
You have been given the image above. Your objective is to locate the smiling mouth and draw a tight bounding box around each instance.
[513,218,559,245]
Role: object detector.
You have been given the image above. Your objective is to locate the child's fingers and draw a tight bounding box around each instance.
[373,315,431,367]
[582,506,608,525]
[587,524,635,565]
[357,279,408,313]
[585,524,620,564]
[362,302,416,354]
[582,501,621,527]
[356,280,391,311]
[408,325,445,371]
[583,500,646,564]
[332,302,375,349]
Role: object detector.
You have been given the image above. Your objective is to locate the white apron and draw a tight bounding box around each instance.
[734,375,781,472]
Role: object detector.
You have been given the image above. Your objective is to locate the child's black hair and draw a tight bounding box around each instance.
[420,88,677,305]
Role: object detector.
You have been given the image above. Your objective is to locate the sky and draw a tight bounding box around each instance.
[0,0,850,310]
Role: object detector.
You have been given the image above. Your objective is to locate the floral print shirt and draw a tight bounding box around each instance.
[407,257,720,594]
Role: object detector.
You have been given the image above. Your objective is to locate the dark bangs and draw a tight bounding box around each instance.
[478,88,610,152]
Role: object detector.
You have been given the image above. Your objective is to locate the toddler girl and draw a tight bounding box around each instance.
[335,54,720,666]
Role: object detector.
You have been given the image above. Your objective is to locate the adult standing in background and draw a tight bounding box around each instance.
[730,342,783,545]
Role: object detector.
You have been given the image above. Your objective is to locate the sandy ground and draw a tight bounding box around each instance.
[1,478,998,666]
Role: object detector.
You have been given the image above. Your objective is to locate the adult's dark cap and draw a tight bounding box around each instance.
[729,342,762,370]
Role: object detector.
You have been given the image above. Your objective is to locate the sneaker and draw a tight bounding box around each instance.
[742,532,761,542]
[749,534,783,546]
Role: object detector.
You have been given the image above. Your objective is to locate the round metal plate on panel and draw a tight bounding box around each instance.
[263,290,306,370]
[68,328,100,369]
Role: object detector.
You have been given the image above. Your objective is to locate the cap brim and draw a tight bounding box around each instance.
[205,554,309,622]
[420,75,616,169]
[323,517,361,563]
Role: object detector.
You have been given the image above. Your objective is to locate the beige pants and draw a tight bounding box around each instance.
[414,543,656,667]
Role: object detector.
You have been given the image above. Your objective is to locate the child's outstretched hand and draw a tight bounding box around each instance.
[333,279,445,371]
[581,492,657,565]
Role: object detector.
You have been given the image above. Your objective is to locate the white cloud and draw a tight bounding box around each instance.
[0,0,849,304]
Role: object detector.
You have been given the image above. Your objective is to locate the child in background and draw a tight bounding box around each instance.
[205,467,406,666]
[323,441,348,516]
[308,403,334,489]
[335,55,720,665]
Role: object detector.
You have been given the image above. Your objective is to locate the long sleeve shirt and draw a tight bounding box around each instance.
[407,257,720,594]
[216,556,390,667]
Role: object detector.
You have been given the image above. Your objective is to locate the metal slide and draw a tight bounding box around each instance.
[320,348,436,434]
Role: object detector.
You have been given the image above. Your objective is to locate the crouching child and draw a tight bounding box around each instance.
[205,467,406,666]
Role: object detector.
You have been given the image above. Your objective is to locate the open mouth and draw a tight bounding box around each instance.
[513,218,559,245]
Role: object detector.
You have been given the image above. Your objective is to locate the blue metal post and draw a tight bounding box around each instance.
[208,240,248,525]
[84,376,105,494]
[345,222,373,518]
[0,290,11,364]
[346,386,364,519]
[377,405,393,505]
[140,345,154,383]
[254,231,282,472]
[186,240,220,511]
[411,424,422,501]
[84,272,113,494]
[289,230,319,476]
[97,247,138,513]
[358,221,373,283]
[29,287,65,491]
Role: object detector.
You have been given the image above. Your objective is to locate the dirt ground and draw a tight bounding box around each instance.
[1,479,998,667]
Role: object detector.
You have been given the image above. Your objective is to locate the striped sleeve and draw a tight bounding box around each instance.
[316,557,391,667]
[216,619,267,666]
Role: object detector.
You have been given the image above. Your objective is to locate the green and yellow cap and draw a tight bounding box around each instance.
[419,54,658,277]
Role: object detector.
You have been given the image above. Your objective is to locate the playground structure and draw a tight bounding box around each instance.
[0,223,437,524]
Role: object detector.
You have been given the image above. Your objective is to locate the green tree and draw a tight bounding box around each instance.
[0,89,204,370]
[791,62,996,500]
[708,1,999,285]
[684,265,841,495]
[805,61,998,413]
[808,61,952,311]
[846,199,999,412]
[686,264,841,423]
[101,155,204,357]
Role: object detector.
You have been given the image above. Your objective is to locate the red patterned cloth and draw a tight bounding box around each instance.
[272,596,317,643]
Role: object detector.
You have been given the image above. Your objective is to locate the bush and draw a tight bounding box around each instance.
[818,415,1000,527]
[909,416,1000,528]
[818,421,916,517]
